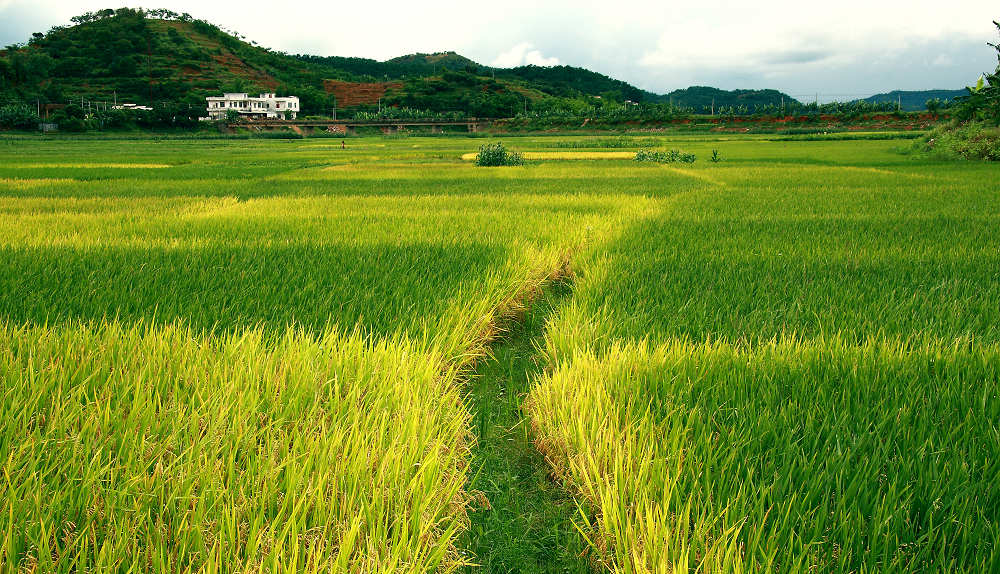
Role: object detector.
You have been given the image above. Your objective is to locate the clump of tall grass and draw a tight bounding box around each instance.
[0,322,474,572]
[527,156,1000,571]
[475,142,524,166]
[528,338,1000,572]
[634,148,696,163]
[915,121,1000,161]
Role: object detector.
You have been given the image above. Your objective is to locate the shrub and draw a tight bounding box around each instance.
[475,142,524,166]
[0,104,40,130]
[634,148,696,164]
[920,121,1000,161]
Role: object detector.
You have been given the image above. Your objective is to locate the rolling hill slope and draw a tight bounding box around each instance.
[860,89,967,111]
[656,86,799,112]
[0,9,661,115]
[1,6,931,119]
[0,9,352,112]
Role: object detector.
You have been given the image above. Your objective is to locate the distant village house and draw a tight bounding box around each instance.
[113,103,153,111]
[205,93,299,120]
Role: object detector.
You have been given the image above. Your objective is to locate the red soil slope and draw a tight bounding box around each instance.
[323,80,403,107]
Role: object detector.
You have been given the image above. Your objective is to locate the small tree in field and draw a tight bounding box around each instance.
[957,21,1000,125]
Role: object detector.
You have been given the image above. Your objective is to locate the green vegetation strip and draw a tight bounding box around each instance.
[464,282,597,573]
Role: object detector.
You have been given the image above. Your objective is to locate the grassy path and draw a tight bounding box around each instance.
[464,282,599,573]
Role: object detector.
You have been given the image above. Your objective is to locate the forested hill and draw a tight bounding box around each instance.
[860,89,967,111]
[494,65,651,102]
[0,9,352,112]
[294,52,481,81]
[656,86,799,113]
[0,8,663,114]
[2,7,805,117]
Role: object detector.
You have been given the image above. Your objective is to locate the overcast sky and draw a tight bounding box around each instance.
[1,0,997,100]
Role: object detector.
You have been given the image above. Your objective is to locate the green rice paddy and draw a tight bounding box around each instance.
[1,133,997,572]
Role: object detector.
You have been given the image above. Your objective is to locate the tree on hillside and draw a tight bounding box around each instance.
[958,21,1000,124]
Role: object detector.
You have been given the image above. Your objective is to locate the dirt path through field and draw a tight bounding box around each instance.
[463,281,599,573]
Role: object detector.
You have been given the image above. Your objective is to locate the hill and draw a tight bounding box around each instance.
[494,65,650,102]
[382,70,552,117]
[0,8,356,113]
[293,51,480,82]
[860,89,967,111]
[0,9,662,116]
[657,86,799,113]
[1,7,823,121]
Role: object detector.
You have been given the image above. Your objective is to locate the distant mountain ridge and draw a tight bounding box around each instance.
[294,51,481,81]
[0,7,949,117]
[0,8,662,116]
[860,89,967,111]
[654,86,799,112]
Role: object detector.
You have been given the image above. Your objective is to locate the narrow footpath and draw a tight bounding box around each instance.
[464,282,599,573]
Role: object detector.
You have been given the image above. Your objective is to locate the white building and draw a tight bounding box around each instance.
[205,93,299,120]
[113,103,153,111]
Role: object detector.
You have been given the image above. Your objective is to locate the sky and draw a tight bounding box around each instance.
[1,0,998,100]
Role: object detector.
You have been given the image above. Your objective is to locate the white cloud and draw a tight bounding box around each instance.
[637,3,986,73]
[492,42,560,68]
[932,54,954,67]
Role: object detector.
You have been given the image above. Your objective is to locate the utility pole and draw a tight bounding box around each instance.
[711,98,715,116]
[332,96,337,120]
[897,94,901,111]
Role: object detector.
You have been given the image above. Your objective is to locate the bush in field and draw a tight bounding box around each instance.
[634,148,696,163]
[920,121,1000,161]
[922,20,1000,160]
[475,142,524,166]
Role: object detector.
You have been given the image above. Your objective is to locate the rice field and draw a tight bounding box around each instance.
[1,134,997,572]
